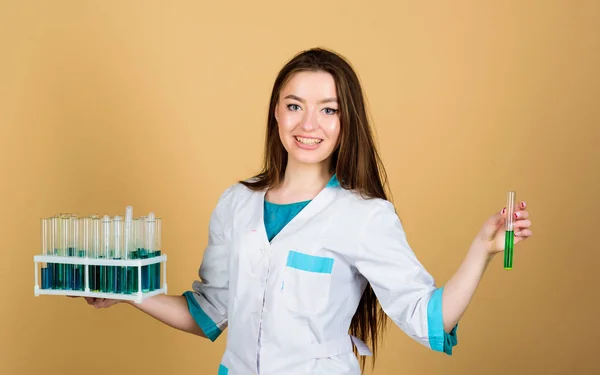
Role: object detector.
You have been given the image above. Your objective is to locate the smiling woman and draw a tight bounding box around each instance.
[275,71,341,164]
[83,47,533,375]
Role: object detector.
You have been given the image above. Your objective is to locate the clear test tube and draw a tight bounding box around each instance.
[101,215,112,293]
[112,216,123,293]
[504,191,516,270]
[90,215,100,292]
[145,213,156,292]
[123,207,133,294]
[154,217,162,290]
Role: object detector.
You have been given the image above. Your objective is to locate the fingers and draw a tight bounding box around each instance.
[500,200,532,237]
[501,201,527,216]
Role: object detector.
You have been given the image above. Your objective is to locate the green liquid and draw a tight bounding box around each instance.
[504,230,514,269]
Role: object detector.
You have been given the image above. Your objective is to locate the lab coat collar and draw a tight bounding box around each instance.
[326,173,340,188]
[254,173,341,244]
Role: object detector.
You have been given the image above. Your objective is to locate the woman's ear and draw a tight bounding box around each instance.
[274,103,279,123]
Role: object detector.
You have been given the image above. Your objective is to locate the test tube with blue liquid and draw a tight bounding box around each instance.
[56,214,69,290]
[41,218,50,289]
[79,217,90,291]
[134,217,146,292]
[90,215,100,292]
[100,215,112,292]
[123,207,134,294]
[154,217,162,290]
[145,213,157,292]
[50,216,58,289]
[112,216,123,293]
[66,214,77,290]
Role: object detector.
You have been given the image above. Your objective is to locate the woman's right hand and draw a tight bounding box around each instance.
[83,297,124,308]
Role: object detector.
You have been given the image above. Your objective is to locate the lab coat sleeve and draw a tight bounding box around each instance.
[354,200,458,355]
[183,187,234,342]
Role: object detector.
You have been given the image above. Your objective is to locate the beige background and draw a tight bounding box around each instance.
[1,1,598,374]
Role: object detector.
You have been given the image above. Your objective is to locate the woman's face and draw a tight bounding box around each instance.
[275,70,341,168]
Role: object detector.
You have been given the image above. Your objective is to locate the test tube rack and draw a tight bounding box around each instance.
[33,254,168,304]
[33,206,168,304]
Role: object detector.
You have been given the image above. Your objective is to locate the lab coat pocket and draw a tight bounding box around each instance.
[283,250,334,315]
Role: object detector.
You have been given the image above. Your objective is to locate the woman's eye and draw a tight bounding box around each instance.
[287,104,301,111]
[323,108,338,115]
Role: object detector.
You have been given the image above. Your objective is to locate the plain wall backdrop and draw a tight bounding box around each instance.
[1,1,598,374]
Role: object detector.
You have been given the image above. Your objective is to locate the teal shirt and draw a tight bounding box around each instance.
[263,173,340,241]
[264,199,311,241]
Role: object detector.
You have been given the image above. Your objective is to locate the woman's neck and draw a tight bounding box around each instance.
[266,159,333,203]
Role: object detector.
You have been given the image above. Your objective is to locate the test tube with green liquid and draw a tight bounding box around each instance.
[504,191,516,270]
[90,215,100,292]
[112,216,123,293]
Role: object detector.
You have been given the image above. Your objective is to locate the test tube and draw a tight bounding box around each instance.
[135,217,147,293]
[154,217,162,290]
[50,216,58,289]
[90,215,100,292]
[68,215,78,290]
[140,216,151,293]
[80,217,90,291]
[56,214,69,290]
[504,191,516,270]
[100,215,112,292]
[112,216,123,293]
[123,207,133,294]
[145,213,156,292]
[41,218,49,289]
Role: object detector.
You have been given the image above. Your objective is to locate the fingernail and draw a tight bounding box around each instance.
[520,201,525,208]
[514,212,519,219]
[501,207,506,214]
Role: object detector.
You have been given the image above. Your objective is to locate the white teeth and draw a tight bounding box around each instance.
[295,136,322,145]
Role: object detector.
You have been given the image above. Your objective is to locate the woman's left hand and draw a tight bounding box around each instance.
[476,200,533,256]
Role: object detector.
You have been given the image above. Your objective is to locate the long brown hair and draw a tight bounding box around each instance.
[240,47,390,371]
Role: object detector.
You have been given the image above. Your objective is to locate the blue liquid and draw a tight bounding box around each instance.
[76,250,85,291]
[46,263,55,289]
[65,247,75,290]
[154,250,161,290]
[139,248,150,293]
[90,264,99,292]
[41,267,49,289]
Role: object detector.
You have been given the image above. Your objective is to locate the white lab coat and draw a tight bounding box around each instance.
[185,178,456,375]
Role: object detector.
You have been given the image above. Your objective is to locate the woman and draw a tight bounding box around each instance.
[85,48,533,375]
